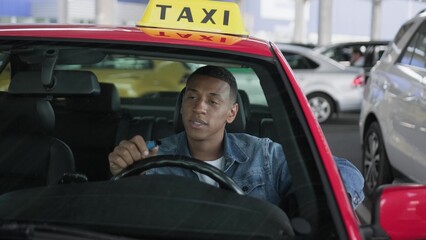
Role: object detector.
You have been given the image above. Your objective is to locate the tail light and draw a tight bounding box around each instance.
[352,74,365,87]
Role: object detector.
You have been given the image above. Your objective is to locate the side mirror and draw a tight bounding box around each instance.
[366,184,426,239]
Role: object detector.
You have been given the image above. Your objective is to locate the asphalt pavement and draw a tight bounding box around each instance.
[321,113,362,170]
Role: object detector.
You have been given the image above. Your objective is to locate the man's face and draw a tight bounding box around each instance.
[181,74,238,142]
[352,51,361,60]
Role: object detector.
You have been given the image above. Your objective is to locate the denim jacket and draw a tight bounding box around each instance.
[146,131,365,208]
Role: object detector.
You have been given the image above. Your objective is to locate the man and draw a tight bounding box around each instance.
[109,65,365,208]
[351,47,365,67]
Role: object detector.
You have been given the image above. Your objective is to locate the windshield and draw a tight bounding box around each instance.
[0,40,343,239]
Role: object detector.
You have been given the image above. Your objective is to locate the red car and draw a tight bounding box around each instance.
[0,1,424,239]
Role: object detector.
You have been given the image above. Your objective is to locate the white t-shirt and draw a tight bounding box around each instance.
[352,56,365,67]
[195,157,224,187]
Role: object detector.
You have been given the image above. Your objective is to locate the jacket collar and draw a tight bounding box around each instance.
[173,131,248,171]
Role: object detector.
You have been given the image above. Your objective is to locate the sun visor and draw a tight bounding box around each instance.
[9,70,100,96]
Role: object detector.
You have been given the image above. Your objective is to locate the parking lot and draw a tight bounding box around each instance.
[322,113,362,170]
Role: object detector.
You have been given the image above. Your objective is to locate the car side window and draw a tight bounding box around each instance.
[0,53,10,91]
[228,67,267,106]
[322,47,340,61]
[394,22,415,45]
[399,21,426,69]
[282,51,319,69]
[341,46,354,62]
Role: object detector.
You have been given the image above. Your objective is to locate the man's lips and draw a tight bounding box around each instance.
[189,119,207,128]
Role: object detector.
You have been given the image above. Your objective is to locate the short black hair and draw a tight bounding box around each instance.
[187,65,238,103]
[352,47,363,55]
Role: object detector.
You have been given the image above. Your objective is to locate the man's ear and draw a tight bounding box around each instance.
[226,103,238,124]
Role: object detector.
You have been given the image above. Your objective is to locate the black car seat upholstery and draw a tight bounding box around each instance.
[121,93,180,140]
[53,83,122,181]
[0,92,75,194]
[259,118,278,142]
[238,89,260,135]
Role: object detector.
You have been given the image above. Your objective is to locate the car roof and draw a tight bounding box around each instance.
[276,43,328,57]
[314,40,391,52]
[276,43,350,70]
[0,24,273,57]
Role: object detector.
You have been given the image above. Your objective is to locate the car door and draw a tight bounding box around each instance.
[388,20,426,182]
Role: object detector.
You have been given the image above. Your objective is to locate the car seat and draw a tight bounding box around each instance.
[0,92,75,194]
[53,83,122,181]
[259,118,278,142]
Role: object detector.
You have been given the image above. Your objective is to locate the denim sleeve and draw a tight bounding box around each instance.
[269,141,292,200]
[334,156,365,209]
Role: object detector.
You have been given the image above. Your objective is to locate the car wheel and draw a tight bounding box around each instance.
[307,93,334,123]
[362,122,393,197]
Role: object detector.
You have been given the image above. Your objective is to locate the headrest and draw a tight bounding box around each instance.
[173,88,246,133]
[9,70,100,96]
[0,92,55,135]
[59,83,121,113]
[238,89,251,120]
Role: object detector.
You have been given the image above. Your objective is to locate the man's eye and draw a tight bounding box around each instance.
[210,100,219,105]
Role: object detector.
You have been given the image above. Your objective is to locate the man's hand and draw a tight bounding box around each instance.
[108,135,159,176]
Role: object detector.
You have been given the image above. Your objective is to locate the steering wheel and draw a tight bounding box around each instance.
[111,155,245,195]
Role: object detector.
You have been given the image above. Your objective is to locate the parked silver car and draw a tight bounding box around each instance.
[314,41,389,68]
[277,44,365,123]
[359,10,426,197]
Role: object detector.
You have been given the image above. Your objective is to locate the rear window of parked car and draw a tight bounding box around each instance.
[399,21,426,68]
[281,52,320,69]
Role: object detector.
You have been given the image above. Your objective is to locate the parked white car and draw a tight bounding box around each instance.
[359,10,426,197]
[277,44,365,123]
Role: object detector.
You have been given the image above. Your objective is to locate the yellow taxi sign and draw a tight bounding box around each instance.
[137,0,248,36]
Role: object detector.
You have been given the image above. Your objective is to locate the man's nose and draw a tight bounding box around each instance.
[193,98,208,113]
